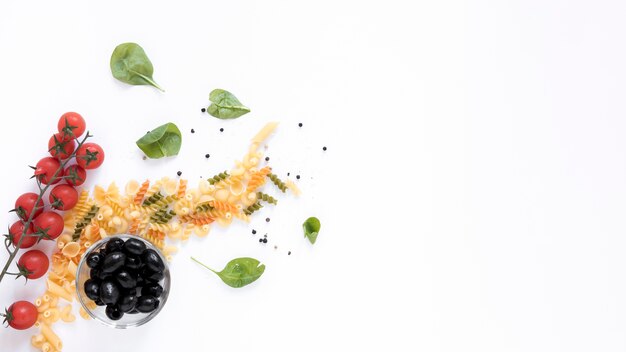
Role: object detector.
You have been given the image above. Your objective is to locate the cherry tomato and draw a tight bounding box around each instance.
[34,157,62,185]
[14,193,43,221]
[48,133,76,159]
[8,221,36,249]
[57,112,86,140]
[63,165,87,186]
[49,185,78,211]
[17,250,49,280]
[76,143,104,169]
[32,211,63,240]
[3,301,38,330]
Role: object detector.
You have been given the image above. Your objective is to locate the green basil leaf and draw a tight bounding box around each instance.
[191,257,265,288]
[136,123,182,159]
[303,217,321,244]
[110,42,164,92]
[206,89,250,119]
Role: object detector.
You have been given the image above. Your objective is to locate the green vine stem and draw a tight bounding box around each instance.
[0,132,92,285]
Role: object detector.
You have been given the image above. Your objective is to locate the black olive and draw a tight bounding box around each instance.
[97,270,113,281]
[124,255,142,271]
[86,252,104,269]
[94,299,105,306]
[90,267,101,279]
[136,295,160,313]
[104,237,125,254]
[119,294,137,313]
[101,252,126,273]
[84,279,100,301]
[99,279,121,305]
[141,267,164,283]
[141,283,163,298]
[123,238,146,256]
[115,269,137,290]
[141,249,164,272]
[105,304,124,321]
[136,274,145,286]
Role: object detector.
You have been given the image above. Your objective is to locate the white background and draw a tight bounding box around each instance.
[0,0,625,351]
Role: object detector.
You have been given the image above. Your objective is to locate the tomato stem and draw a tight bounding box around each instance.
[0,132,91,285]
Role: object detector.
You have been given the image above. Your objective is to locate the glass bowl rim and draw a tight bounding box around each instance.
[75,234,171,329]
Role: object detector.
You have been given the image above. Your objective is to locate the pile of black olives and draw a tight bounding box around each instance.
[83,237,165,321]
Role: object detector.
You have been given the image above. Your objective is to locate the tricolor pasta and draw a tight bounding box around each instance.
[29,122,298,351]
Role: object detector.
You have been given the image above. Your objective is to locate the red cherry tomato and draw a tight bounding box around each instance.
[49,185,78,210]
[32,211,63,240]
[8,221,36,249]
[17,250,49,280]
[34,157,62,185]
[76,143,104,170]
[57,112,86,140]
[14,193,43,221]
[48,133,76,159]
[63,165,87,186]
[3,301,38,330]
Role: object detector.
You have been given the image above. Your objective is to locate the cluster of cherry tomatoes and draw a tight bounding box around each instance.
[2,112,104,330]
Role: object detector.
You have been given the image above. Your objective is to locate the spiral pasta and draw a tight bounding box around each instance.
[30,122,302,352]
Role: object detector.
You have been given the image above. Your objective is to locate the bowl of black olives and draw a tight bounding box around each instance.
[76,235,170,328]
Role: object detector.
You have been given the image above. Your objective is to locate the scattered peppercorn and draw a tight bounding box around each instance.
[265,218,270,222]
[274,245,278,249]
[201,108,206,113]
[323,146,327,151]
[263,238,268,243]
[259,239,263,243]
[142,156,147,160]
[220,128,224,132]
[264,234,267,238]
[265,157,270,161]
[191,129,195,133]
[298,123,303,127]
[287,172,290,176]
[296,175,300,180]
[252,229,257,235]
[205,154,210,159]
[177,171,182,177]
[288,251,291,255]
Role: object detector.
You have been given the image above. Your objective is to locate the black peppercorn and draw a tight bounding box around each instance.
[288,251,291,255]
[252,230,256,234]
[296,175,300,180]
[323,146,327,151]
[191,129,195,133]
[265,157,269,161]
[177,171,182,176]
[265,218,270,222]
[259,239,263,243]
[298,123,303,127]
[205,154,210,159]
[220,128,224,132]
[201,108,206,113]
[263,238,268,243]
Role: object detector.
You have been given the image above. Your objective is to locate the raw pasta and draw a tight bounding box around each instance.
[29,122,301,351]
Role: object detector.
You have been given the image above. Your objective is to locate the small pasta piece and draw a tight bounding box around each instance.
[60,305,76,322]
[61,242,81,258]
[285,179,301,196]
[134,180,150,205]
[193,224,210,237]
[125,179,140,196]
[251,122,279,144]
[41,342,53,352]
[31,334,46,349]
[47,280,73,302]
[40,323,63,351]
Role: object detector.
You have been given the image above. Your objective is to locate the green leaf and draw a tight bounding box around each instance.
[110,43,164,92]
[136,123,182,159]
[191,257,265,288]
[206,89,250,119]
[303,217,321,244]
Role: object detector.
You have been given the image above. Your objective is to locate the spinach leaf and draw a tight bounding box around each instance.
[110,43,164,92]
[136,123,182,159]
[303,217,321,244]
[206,89,250,119]
[191,257,265,288]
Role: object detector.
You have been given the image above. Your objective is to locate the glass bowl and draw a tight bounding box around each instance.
[76,234,171,328]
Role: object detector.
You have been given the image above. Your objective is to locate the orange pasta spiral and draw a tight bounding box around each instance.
[247,166,271,192]
[208,200,238,213]
[134,180,150,205]
[177,179,187,198]
[191,216,215,226]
